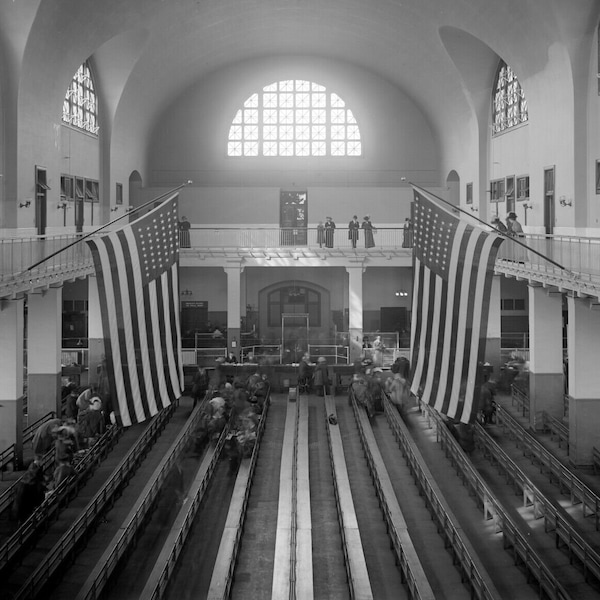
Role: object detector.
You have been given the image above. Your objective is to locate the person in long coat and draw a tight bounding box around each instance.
[313,356,330,396]
[316,221,325,247]
[31,418,62,461]
[361,215,376,248]
[12,462,47,525]
[324,216,336,248]
[348,215,360,248]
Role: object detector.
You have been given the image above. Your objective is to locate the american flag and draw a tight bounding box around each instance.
[86,194,184,426]
[409,187,504,424]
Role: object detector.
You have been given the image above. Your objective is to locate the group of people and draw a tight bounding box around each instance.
[316,215,377,249]
[298,354,332,396]
[11,384,111,526]
[192,363,270,471]
[362,334,386,367]
[349,355,412,419]
[491,211,523,237]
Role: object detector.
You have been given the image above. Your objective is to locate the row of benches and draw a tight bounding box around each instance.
[421,402,572,600]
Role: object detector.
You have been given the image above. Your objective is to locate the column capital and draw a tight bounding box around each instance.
[345,263,366,274]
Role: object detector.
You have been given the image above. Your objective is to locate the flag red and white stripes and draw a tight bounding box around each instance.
[86,194,184,427]
[409,187,504,424]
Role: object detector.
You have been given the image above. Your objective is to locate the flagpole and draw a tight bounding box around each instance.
[408,181,575,276]
[25,180,192,272]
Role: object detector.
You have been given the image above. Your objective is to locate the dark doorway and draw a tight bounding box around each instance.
[35,166,49,236]
[280,190,307,245]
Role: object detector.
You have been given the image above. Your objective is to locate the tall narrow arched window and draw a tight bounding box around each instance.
[227,80,362,157]
[62,61,99,135]
[492,61,528,135]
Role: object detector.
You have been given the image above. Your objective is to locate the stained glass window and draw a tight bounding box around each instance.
[227,80,362,157]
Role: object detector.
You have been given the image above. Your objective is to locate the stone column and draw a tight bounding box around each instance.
[0,298,25,464]
[27,287,62,423]
[528,285,564,430]
[224,266,242,360]
[88,275,103,388]
[346,266,364,363]
[566,295,600,466]
[484,275,502,377]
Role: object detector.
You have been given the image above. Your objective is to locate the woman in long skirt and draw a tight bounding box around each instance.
[361,215,376,248]
[324,216,336,248]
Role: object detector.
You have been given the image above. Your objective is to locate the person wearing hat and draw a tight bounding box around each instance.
[491,215,507,233]
[324,216,336,248]
[361,215,376,248]
[316,220,325,247]
[506,212,523,237]
[506,211,526,262]
[348,215,360,248]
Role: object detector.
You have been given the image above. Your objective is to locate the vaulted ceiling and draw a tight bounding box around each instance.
[1,0,597,162]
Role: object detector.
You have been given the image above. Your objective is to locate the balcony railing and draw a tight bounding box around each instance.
[2,229,600,294]
[0,233,93,282]
[186,226,409,250]
[497,234,600,284]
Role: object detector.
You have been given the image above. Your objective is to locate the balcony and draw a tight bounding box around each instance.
[1,228,599,301]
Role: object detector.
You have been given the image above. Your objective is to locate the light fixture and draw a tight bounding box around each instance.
[470,206,478,212]
[180,289,193,296]
[523,202,533,210]
[110,206,120,212]
[395,290,409,297]
[19,200,31,208]
[57,200,68,209]
[559,196,572,207]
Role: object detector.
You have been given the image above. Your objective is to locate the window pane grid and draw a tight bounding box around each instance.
[62,61,99,135]
[227,79,362,156]
[492,61,528,135]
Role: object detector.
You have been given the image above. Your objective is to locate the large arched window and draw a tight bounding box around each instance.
[492,61,528,135]
[227,80,362,157]
[62,61,99,135]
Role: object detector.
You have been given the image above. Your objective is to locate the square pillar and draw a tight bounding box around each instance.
[567,296,600,466]
[346,266,364,362]
[0,298,25,462]
[28,287,62,422]
[224,266,242,360]
[528,285,564,430]
[484,275,502,377]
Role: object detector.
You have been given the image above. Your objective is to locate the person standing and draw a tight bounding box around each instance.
[316,221,325,247]
[491,216,507,233]
[313,356,330,396]
[402,217,413,247]
[361,215,376,248]
[324,216,336,248]
[506,211,525,262]
[179,216,191,248]
[348,215,360,248]
[506,212,523,236]
[298,353,314,394]
[371,334,385,367]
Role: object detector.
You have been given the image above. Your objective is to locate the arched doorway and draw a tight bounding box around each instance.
[446,170,460,206]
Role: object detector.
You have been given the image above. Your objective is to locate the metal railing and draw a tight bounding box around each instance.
[382,395,499,600]
[188,226,407,251]
[0,233,93,282]
[420,402,572,600]
[12,402,177,600]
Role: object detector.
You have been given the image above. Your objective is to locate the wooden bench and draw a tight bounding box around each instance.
[543,412,569,452]
[324,396,373,600]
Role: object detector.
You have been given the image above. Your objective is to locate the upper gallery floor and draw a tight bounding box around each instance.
[1,226,599,305]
